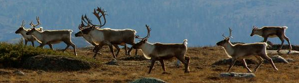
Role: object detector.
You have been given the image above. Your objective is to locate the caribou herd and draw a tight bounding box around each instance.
[15,7,292,74]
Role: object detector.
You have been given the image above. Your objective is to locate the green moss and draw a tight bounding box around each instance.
[0,40,100,68]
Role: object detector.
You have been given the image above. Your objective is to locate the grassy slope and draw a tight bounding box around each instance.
[0,45,299,83]
[0,41,100,68]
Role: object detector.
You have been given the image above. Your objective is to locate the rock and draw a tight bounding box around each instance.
[23,55,91,71]
[130,77,166,83]
[106,59,118,65]
[212,58,257,66]
[287,58,295,62]
[267,50,299,55]
[175,60,181,67]
[265,55,289,63]
[13,70,25,76]
[220,72,255,78]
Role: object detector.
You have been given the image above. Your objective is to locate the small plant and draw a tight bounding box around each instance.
[0,39,76,67]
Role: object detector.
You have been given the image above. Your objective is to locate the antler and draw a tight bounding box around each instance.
[30,17,41,28]
[93,7,107,28]
[228,28,233,38]
[222,28,233,39]
[78,24,82,30]
[222,34,226,38]
[81,15,88,25]
[21,20,25,27]
[144,25,151,39]
[84,15,94,26]
[78,20,86,30]
[135,25,152,39]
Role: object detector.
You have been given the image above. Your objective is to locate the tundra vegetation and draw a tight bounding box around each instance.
[1,40,299,83]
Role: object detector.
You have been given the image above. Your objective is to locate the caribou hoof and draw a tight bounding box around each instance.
[185,71,190,73]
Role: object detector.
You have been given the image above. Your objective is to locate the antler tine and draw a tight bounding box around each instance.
[81,15,89,25]
[30,17,41,28]
[78,24,82,30]
[229,28,233,38]
[36,16,40,25]
[93,9,102,25]
[98,7,107,27]
[144,24,151,39]
[84,15,93,25]
[29,21,34,27]
[135,35,144,39]
[97,7,108,17]
[21,20,25,27]
[92,7,107,28]
[222,34,226,38]
[81,20,85,26]
[78,20,85,30]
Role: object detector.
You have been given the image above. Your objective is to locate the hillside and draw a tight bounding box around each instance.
[1,0,299,47]
[0,45,299,82]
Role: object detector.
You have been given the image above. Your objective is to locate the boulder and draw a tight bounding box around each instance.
[130,77,166,83]
[265,55,289,63]
[267,50,299,55]
[220,72,255,78]
[13,70,25,76]
[106,59,118,65]
[23,55,91,71]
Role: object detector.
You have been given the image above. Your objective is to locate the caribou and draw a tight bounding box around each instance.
[25,17,77,56]
[250,26,292,54]
[15,18,43,46]
[129,25,189,74]
[217,28,278,73]
[75,18,121,55]
[78,7,138,59]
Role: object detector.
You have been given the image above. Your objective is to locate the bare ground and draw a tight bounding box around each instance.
[1,46,299,83]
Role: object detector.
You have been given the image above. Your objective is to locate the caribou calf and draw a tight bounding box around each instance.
[131,25,190,74]
[250,26,292,54]
[218,28,278,73]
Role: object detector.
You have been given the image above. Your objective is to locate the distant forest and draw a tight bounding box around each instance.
[1,0,299,48]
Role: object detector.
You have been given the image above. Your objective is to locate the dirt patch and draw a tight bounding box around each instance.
[22,55,91,71]
[212,58,257,66]
[120,55,147,61]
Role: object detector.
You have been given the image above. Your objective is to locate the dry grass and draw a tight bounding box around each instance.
[1,46,299,83]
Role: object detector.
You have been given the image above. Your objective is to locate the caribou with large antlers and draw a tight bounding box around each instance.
[75,15,123,55]
[77,7,138,59]
[250,26,292,54]
[26,17,77,56]
[129,25,189,74]
[15,17,43,46]
[217,28,278,73]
